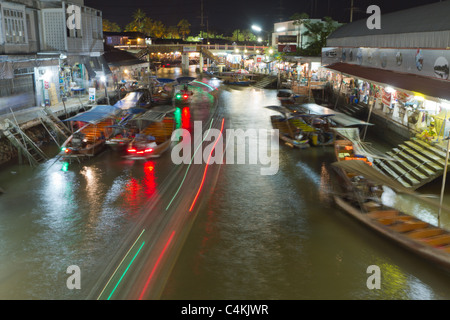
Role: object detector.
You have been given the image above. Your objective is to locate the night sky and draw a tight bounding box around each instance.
[85,0,442,34]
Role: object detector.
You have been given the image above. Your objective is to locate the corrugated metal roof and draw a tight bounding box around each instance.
[329,1,450,40]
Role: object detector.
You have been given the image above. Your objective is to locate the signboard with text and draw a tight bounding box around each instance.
[278,35,297,43]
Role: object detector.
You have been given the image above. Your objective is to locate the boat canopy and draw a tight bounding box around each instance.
[64,105,120,124]
[132,105,176,122]
[114,92,143,110]
[157,78,176,83]
[332,159,414,194]
[265,105,291,115]
[300,103,373,127]
[177,77,196,84]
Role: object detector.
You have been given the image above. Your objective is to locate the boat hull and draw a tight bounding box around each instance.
[124,139,171,160]
[334,195,450,271]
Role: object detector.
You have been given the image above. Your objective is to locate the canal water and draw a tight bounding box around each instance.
[161,84,450,300]
[0,68,449,300]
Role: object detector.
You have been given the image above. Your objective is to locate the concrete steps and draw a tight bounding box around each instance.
[252,76,277,89]
[372,138,446,190]
[335,103,359,115]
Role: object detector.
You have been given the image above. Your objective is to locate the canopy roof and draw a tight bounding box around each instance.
[300,103,373,127]
[64,105,120,124]
[114,92,143,110]
[132,105,176,122]
[329,1,450,39]
[327,1,450,48]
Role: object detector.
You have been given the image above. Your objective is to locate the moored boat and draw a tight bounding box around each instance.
[270,114,310,149]
[124,106,176,160]
[60,105,121,161]
[332,159,450,271]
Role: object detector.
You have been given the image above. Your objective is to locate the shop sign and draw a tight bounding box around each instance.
[278,45,297,53]
[89,88,96,101]
[278,35,297,43]
[382,89,392,106]
[183,46,197,52]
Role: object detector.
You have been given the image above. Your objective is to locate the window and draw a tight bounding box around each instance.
[3,8,27,44]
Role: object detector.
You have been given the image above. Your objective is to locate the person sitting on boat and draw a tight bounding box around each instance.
[294,129,304,141]
[72,132,85,148]
[147,135,157,148]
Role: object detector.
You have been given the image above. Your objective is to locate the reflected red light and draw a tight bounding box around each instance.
[182,107,190,129]
[138,230,175,300]
[189,118,225,212]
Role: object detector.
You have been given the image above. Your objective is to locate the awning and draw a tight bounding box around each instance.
[64,105,120,124]
[325,62,450,101]
[300,103,373,127]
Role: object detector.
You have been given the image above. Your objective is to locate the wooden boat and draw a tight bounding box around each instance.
[266,105,334,147]
[124,106,176,160]
[270,115,310,149]
[60,105,121,161]
[151,78,176,105]
[292,114,335,147]
[277,89,296,105]
[332,155,450,271]
[105,93,150,152]
[334,137,372,166]
[222,71,256,86]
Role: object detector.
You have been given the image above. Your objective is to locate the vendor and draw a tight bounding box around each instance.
[420,122,437,142]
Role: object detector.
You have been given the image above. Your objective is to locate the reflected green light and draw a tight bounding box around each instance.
[61,162,69,172]
[174,107,182,129]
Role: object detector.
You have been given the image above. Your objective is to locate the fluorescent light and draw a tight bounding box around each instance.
[252,25,262,32]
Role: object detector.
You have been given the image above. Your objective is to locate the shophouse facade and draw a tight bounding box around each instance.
[322,1,450,145]
[0,0,106,111]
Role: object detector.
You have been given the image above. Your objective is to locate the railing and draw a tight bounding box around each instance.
[141,43,269,52]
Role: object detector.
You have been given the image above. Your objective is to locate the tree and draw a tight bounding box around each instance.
[241,29,257,43]
[132,9,146,30]
[124,9,148,33]
[166,26,180,39]
[102,19,121,32]
[177,19,191,41]
[152,20,167,38]
[232,29,242,42]
[290,12,309,49]
[302,17,341,56]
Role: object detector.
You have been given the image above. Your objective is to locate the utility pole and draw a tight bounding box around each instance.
[200,0,205,39]
[350,0,354,22]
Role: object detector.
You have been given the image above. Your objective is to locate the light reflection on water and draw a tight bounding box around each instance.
[162,87,450,300]
[0,78,450,299]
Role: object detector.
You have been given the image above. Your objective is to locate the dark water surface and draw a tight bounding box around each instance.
[0,70,450,300]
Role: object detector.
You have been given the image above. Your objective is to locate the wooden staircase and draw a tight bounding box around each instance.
[200,47,220,64]
[372,138,446,190]
[39,108,71,147]
[0,119,48,166]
